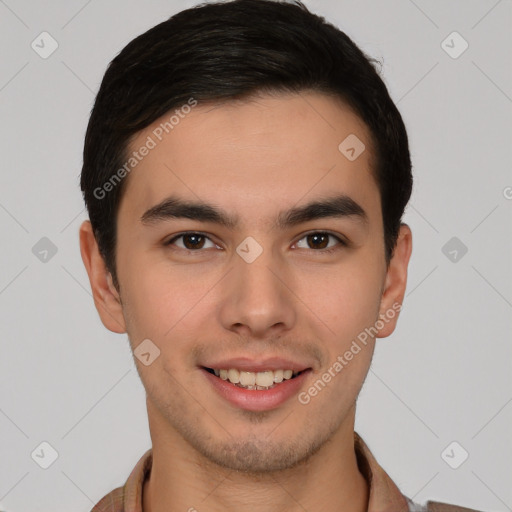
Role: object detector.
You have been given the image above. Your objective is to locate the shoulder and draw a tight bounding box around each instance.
[427,501,485,512]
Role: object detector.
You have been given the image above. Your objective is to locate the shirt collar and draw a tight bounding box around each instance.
[354,432,411,512]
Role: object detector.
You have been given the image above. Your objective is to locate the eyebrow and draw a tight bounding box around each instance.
[140,194,368,229]
[140,197,237,228]
[276,195,368,228]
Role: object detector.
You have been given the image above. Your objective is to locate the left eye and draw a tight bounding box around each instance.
[169,233,217,250]
[295,232,342,250]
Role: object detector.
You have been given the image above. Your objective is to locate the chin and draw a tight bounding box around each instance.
[196,437,326,474]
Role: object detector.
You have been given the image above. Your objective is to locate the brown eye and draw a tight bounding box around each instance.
[306,233,329,249]
[182,234,205,249]
[294,232,344,251]
[169,233,216,250]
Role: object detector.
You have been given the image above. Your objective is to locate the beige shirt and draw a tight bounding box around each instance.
[90,433,482,512]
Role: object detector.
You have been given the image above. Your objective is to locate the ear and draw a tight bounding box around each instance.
[79,220,126,334]
[376,223,412,338]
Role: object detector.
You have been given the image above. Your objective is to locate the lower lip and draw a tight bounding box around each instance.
[201,368,311,412]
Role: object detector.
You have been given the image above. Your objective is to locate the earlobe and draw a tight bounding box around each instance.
[376,223,413,338]
[79,220,127,334]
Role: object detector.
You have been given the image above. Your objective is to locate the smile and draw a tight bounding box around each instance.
[204,368,303,390]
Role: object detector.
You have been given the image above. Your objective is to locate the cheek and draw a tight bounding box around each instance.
[301,269,380,405]
[298,336,374,414]
[298,260,383,338]
[119,254,219,348]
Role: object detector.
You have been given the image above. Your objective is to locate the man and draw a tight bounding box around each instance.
[79,1,483,511]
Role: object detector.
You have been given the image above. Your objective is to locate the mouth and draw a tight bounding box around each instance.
[203,367,307,390]
[200,358,313,411]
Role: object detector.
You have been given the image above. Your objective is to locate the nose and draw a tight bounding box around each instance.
[218,250,297,339]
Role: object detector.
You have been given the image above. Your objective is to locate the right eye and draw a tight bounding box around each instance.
[166,232,219,251]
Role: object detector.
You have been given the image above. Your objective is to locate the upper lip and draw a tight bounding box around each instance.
[201,357,312,373]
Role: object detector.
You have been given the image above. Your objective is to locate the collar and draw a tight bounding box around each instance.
[354,432,411,512]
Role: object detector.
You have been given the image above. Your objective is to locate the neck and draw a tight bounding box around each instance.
[143,402,368,512]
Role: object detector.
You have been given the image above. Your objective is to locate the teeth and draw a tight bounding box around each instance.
[273,369,284,383]
[256,371,274,387]
[239,371,256,386]
[227,368,240,383]
[211,368,299,388]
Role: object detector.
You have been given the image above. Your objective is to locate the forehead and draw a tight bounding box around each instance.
[119,92,380,225]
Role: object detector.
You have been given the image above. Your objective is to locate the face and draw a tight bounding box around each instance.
[81,91,411,473]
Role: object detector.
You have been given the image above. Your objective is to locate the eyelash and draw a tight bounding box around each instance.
[295,231,347,253]
[165,231,347,253]
[166,231,219,251]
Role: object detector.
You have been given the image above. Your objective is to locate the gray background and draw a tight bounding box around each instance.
[0,0,511,510]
